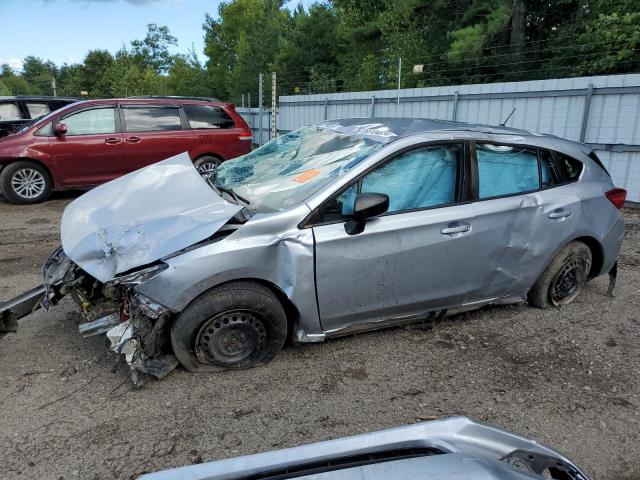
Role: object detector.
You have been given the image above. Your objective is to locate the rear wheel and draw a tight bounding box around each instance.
[171,282,288,372]
[528,241,592,309]
[0,161,52,204]
[194,155,222,178]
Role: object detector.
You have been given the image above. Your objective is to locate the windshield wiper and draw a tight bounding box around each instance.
[217,184,250,206]
[204,175,250,206]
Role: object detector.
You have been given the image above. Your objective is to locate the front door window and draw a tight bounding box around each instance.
[63,108,116,135]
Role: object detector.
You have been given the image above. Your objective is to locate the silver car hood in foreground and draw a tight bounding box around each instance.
[60,153,243,282]
[141,417,588,480]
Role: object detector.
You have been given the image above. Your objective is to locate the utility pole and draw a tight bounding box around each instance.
[271,72,277,139]
[396,57,402,115]
[258,72,264,145]
[241,93,245,109]
[51,76,57,97]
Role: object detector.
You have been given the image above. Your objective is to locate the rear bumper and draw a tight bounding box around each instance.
[0,285,46,332]
[599,214,624,275]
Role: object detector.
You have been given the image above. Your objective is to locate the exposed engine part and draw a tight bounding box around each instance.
[107,320,146,385]
[144,354,180,379]
[128,292,169,319]
[39,246,179,386]
[78,312,121,338]
[107,316,178,386]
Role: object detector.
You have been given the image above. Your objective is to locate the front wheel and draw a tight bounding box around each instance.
[171,282,288,372]
[0,161,53,204]
[528,241,592,308]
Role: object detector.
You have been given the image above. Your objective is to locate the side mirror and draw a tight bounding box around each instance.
[53,123,67,136]
[345,192,389,235]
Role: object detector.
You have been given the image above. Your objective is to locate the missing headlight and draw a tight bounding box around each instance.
[109,263,168,286]
[502,450,588,480]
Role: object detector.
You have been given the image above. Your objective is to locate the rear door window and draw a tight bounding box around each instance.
[63,107,116,135]
[477,144,539,198]
[0,102,22,121]
[184,105,234,129]
[122,106,182,132]
[25,102,51,119]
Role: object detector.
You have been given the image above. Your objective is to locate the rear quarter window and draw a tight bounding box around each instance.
[184,104,234,129]
[555,152,583,181]
[0,102,22,121]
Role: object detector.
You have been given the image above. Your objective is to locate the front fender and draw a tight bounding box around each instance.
[136,227,322,338]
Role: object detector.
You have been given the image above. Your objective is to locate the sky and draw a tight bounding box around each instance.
[0,0,308,71]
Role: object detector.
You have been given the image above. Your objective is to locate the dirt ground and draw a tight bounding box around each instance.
[0,192,638,480]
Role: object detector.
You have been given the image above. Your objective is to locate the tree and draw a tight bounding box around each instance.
[203,0,290,103]
[166,50,212,96]
[0,64,32,94]
[271,3,340,94]
[130,23,178,74]
[57,63,85,96]
[82,50,114,97]
[21,56,57,94]
[0,79,10,95]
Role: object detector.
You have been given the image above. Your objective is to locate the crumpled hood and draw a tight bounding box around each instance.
[61,152,243,283]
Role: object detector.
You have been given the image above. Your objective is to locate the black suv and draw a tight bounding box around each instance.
[0,96,79,137]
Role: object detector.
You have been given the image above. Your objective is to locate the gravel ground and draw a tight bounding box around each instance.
[0,192,639,480]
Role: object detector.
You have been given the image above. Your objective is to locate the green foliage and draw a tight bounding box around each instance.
[82,50,114,97]
[0,79,10,95]
[1,64,33,94]
[5,2,640,99]
[130,23,178,74]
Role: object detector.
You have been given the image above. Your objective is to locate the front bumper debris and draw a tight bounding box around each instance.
[0,285,46,332]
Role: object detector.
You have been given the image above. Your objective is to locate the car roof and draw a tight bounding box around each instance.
[317,117,593,157]
[0,95,80,101]
[74,97,228,105]
[127,95,221,102]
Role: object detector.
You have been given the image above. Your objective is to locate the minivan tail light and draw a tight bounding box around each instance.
[238,130,253,141]
[605,188,626,209]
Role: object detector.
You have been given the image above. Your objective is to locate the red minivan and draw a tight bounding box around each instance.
[0,97,253,204]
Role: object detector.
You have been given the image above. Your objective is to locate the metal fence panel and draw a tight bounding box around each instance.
[237,73,640,202]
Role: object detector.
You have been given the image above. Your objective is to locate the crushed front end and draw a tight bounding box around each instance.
[42,246,178,386]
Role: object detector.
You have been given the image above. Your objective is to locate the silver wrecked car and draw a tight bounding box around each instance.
[0,118,626,383]
[141,417,589,480]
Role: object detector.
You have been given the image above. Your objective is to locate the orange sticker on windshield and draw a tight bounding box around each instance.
[293,169,321,183]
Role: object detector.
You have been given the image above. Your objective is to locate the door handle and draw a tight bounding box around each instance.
[126,136,141,144]
[105,137,122,145]
[441,221,471,235]
[548,209,573,220]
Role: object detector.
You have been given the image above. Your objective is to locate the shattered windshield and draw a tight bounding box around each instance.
[215,126,383,212]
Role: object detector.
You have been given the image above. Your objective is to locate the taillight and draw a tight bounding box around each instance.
[605,188,626,209]
[238,130,253,141]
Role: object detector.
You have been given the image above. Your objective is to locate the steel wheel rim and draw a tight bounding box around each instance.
[197,161,219,176]
[551,256,588,305]
[11,168,46,199]
[195,310,268,365]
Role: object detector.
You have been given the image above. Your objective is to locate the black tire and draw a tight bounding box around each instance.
[528,241,592,309]
[171,281,288,372]
[193,155,222,178]
[0,161,53,204]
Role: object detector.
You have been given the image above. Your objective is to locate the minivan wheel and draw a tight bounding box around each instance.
[528,241,592,309]
[171,281,288,372]
[194,156,222,178]
[0,161,53,204]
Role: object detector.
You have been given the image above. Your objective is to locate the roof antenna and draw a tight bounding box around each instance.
[500,107,516,127]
